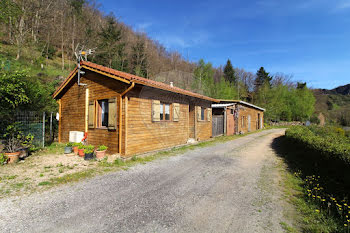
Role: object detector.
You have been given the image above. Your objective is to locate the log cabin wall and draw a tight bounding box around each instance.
[124,86,213,157]
[125,85,190,156]
[194,100,212,141]
[237,104,264,134]
[59,71,129,154]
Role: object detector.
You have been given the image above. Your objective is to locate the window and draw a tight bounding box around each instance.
[201,107,205,121]
[231,109,234,114]
[98,99,109,128]
[160,103,171,121]
[241,116,245,128]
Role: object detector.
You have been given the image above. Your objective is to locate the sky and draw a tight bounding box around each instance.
[100,0,350,89]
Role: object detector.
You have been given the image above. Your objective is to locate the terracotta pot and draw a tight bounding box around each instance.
[78,149,85,157]
[5,152,20,164]
[95,150,106,159]
[73,146,79,155]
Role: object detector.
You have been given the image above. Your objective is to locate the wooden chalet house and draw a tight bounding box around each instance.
[53,61,218,157]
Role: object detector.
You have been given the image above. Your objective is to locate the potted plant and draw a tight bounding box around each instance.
[72,142,81,155]
[96,145,108,159]
[64,142,73,154]
[84,145,95,160]
[3,124,22,163]
[78,144,85,157]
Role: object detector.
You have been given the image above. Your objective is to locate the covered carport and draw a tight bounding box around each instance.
[211,103,236,137]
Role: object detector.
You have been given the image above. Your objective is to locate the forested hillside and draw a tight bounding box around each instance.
[1,0,316,125]
[313,85,350,126]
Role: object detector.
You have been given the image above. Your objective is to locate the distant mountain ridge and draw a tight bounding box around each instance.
[320,84,350,95]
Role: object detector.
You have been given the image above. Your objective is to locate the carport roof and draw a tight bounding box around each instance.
[212,103,235,108]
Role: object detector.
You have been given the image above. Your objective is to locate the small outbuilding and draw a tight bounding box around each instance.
[212,100,265,136]
[53,61,218,157]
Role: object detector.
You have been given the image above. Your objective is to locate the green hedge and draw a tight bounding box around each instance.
[285,126,350,165]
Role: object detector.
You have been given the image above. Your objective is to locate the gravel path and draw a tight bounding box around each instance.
[0,129,288,233]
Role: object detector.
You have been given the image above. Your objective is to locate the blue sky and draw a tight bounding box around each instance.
[100,0,350,89]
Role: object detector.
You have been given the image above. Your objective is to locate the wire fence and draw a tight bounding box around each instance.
[14,111,58,147]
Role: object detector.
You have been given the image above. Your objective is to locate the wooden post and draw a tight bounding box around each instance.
[85,88,89,132]
[124,96,128,156]
[118,95,122,154]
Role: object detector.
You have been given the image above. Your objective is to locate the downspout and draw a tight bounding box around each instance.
[119,82,135,154]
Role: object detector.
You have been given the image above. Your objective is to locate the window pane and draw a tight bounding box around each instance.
[160,103,164,120]
[201,108,205,120]
[165,104,170,120]
[101,100,109,127]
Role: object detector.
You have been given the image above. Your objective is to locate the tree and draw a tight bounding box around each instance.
[93,16,127,70]
[255,67,272,89]
[223,59,236,84]
[131,35,148,77]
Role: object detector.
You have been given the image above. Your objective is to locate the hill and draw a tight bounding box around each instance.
[313,84,350,126]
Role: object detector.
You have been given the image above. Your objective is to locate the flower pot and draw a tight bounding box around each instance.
[73,146,79,155]
[95,150,106,160]
[78,149,85,157]
[64,146,72,154]
[84,152,94,160]
[5,152,20,164]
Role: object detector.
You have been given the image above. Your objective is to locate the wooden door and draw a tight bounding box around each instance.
[212,115,224,136]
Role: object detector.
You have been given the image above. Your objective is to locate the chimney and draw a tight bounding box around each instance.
[170,82,174,87]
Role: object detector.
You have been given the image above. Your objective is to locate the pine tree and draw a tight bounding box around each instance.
[255,67,272,90]
[223,59,236,84]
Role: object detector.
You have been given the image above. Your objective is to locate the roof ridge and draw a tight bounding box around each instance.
[80,61,217,102]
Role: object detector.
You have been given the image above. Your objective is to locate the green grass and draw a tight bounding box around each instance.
[276,136,341,232]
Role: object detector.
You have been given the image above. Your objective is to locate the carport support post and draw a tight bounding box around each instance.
[42,112,45,147]
[224,107,227,136]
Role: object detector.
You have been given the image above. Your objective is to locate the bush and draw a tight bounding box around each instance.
[78,144,85,150]
[285,126,350,165]
[0,153,7,165]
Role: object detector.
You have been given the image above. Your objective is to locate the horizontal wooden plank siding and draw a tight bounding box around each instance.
[237,104,264,134]
[125,95,189,156]
[60,71,129,154]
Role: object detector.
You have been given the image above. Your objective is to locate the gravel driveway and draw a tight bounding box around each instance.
[0,129,288,233]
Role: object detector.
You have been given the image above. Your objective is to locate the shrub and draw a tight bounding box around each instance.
[78,144,85,150]
[285,126,350,165]
[66,142,73,147]
[97,145,108,151]
[0,153,7,165]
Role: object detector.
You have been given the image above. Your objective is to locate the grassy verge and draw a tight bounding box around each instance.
[275,136,342,233]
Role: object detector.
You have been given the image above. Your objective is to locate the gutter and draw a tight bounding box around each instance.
[119,82,135,154]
